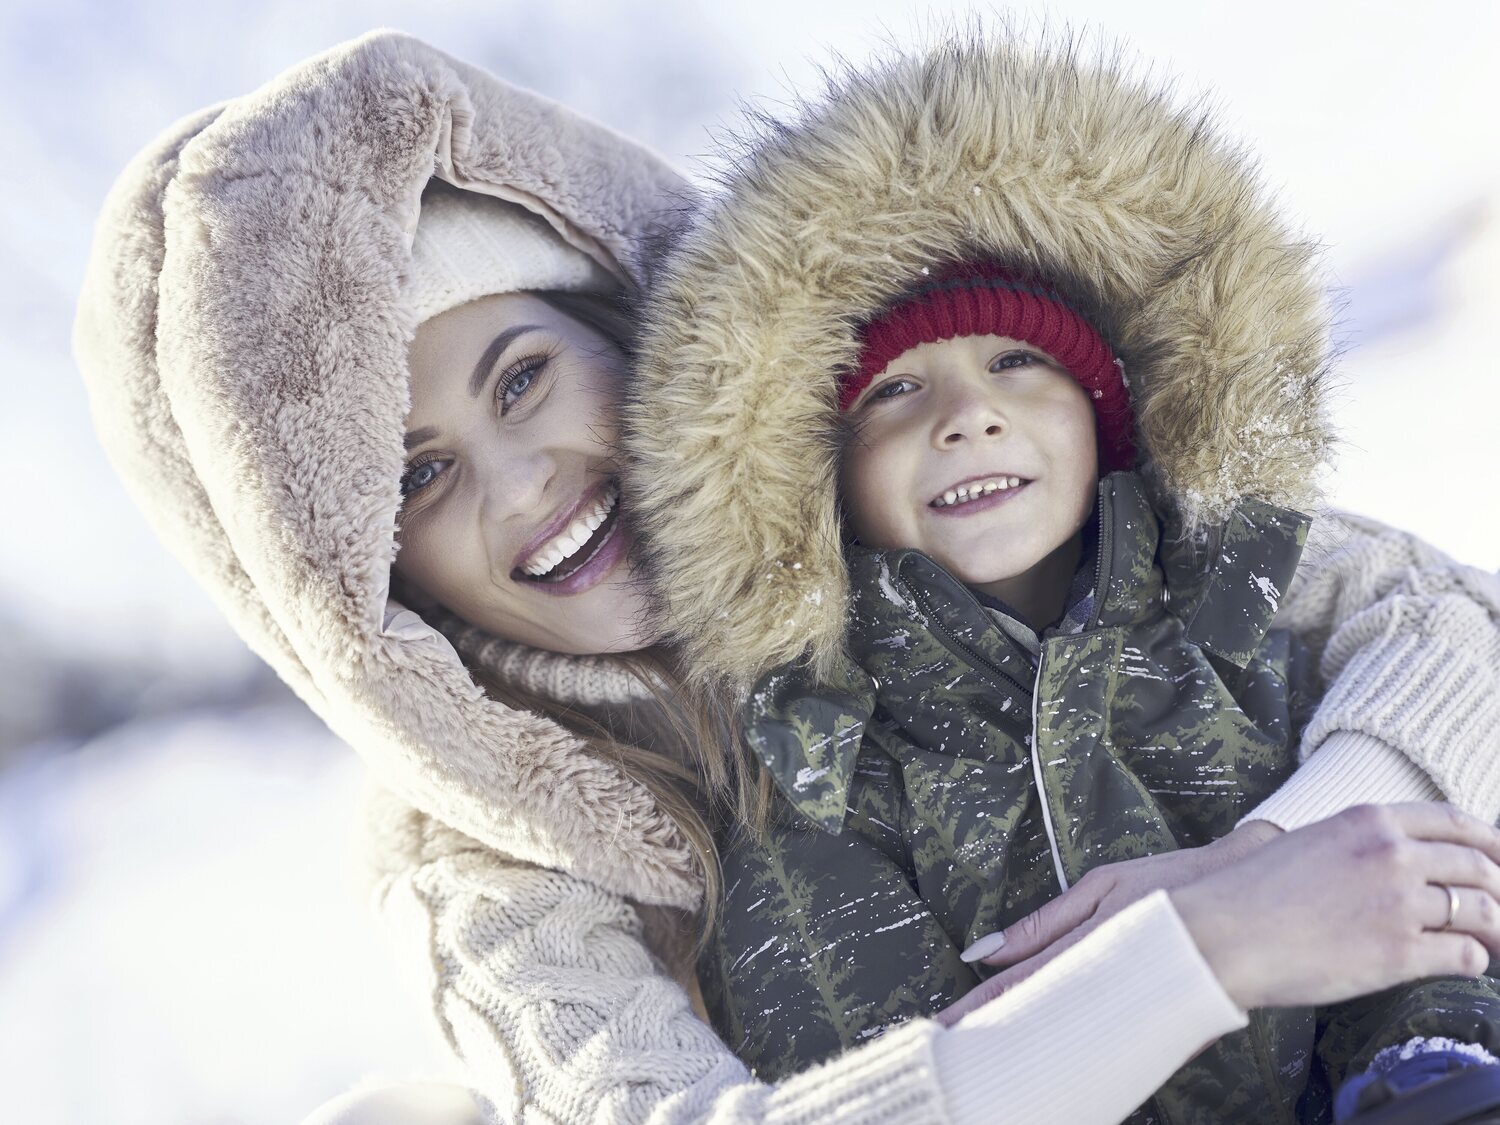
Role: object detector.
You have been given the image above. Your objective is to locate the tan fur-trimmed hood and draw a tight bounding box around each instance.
[74,31,701,908]
[626,32,1336,693]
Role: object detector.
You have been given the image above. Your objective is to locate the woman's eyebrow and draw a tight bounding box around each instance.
[469,324,543,397]
[403,426,437,450]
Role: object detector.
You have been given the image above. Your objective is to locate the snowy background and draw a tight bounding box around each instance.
[1,1,1496,1121]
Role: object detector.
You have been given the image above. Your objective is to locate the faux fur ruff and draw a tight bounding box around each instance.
[73,31,702,908]
[626,31,1336,693]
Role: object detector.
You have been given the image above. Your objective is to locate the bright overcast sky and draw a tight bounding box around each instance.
[2,0,1495,664]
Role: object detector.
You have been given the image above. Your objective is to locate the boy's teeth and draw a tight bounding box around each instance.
[933,476,1026,508]
[523,483,618,577]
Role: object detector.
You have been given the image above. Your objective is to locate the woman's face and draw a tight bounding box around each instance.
[394,291,656,654]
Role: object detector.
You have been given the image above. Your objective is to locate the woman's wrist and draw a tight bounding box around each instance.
[1211,818,1283,861]
[1168,881,1251,1008]
[1170,829,1286,1010]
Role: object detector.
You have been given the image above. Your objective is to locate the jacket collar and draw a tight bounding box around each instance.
[1093,472,1166,628]
[744,472,1170,832]
[740,472,1309,832]
[1180,497,1311,669]
[741,654,877,833]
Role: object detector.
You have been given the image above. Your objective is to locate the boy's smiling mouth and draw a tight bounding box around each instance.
[929,474,1030,510]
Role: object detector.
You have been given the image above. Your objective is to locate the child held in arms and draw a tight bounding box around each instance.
[718,260,1500,1125]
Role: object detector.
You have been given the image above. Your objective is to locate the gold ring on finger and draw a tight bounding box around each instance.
[1441,883,1462,932]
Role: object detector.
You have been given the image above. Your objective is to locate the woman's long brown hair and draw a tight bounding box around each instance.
[467,647,767,969]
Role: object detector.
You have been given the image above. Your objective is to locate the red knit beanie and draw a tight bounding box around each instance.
[846,261,1137,473]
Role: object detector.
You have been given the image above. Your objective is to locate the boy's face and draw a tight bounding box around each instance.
[841,334,1099,597]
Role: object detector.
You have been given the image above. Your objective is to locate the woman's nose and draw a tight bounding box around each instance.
[479,451,553,562]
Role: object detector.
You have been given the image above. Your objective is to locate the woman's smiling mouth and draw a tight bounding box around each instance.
[519,480,619,578]
[511,478,631,595]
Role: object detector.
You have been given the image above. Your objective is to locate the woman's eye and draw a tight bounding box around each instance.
[990,350,1038,372]
[400,458,449,498]
[498,355,549,413]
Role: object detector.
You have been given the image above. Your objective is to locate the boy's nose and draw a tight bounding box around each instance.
[941,421,1004,445]
[933,393,1007,447]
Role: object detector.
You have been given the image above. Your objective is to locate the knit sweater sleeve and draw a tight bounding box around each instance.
[362,791,1244,1125]
[1246,511,1500,829]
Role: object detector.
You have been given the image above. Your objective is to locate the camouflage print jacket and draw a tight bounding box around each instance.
[701,472,1500,1124]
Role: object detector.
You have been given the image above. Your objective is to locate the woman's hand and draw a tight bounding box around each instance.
[937,803,1500,1027]
[1172,802,1500,1009]
[959,819,1284,975]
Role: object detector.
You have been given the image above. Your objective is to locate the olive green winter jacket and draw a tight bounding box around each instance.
[701,473,1500,1123]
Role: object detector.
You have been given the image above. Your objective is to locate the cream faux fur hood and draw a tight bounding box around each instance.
[626,32,1336,692]
[74,31,702,908]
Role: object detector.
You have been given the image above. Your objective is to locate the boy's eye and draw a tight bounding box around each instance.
[869,376,919,402]
[400,457,450,499]
[990,350,1038,372]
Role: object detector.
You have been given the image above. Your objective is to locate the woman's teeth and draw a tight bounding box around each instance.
[931,476,1024,508]
[522,483,619,577]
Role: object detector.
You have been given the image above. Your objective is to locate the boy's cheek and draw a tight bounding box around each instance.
[839,448,905,545]
[844,503,905,551]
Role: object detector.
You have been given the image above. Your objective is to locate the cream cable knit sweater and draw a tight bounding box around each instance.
[438,613,658,706]
[1263,513,1500,823]
[359,511,1500,1125]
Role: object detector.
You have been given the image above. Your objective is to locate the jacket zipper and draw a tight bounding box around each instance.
[1088,478,1113,632]
[1029,682,1070,892]
[1032,481,1115,894]
[898,568,1069,892]
[900,576,1033,702]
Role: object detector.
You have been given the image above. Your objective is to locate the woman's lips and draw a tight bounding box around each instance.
[513,476,617,576]
[516,499,631,597]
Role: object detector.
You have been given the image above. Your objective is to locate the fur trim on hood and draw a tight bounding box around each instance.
[74,31,701,908]
[626,32,1336,693]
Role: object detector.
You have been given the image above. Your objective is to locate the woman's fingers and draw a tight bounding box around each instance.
[1376,803,1500,864]
[938,918,1105,1026]
[933,974,1006,1028]
[1427,885,1500,955]
[967,874,1106,967]
[1415,842,1500,899]
[983,917,1102,990]
[1411,931,1493,981]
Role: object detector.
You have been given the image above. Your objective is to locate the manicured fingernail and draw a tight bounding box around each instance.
[961,932,1007,962]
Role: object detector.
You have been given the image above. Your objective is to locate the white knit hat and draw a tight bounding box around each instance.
[406,184,615,323]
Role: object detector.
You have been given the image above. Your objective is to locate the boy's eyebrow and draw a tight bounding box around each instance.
[469,325,543,397]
